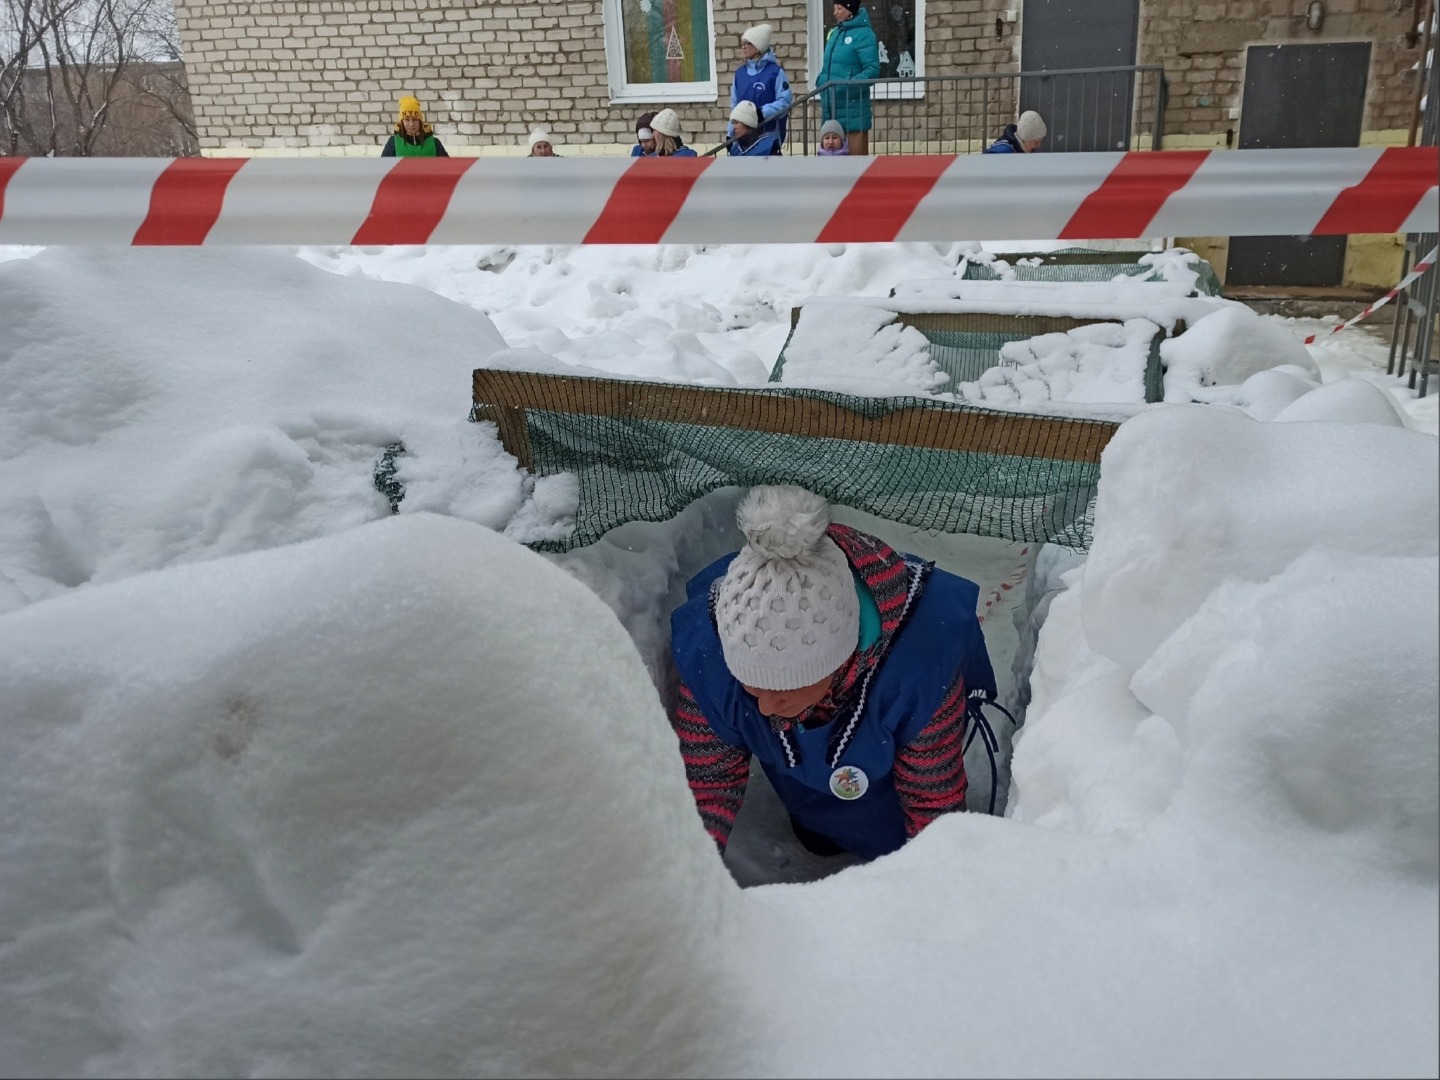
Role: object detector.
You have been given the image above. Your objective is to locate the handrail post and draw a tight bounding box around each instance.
[1152,70,1167,151]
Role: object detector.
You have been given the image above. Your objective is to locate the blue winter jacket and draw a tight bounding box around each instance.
[983,125,1024,154]
[730,51,793,150]
[817,9,880,133]
[670,550,996,860]
[728,130,780,157]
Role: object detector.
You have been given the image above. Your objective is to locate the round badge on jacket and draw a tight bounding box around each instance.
[829,765,869,800]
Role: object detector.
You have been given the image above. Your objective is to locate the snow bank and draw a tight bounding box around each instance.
[0,514,745,1078]
[1026,404,1440,875]
[0,248,520,613]
[1273,377,1410,426]
[956,317,1160,408]
[1161,304,1320,401]
[1082,406,1437,673]
[776,300,949,396]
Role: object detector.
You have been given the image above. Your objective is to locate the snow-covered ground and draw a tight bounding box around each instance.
[0,241,1435,1078]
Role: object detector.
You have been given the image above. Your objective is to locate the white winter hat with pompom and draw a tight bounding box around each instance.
[742,23,773,53]
[714,486,859,691]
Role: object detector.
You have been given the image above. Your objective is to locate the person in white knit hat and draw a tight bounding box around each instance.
[526,128,559,157]
[726,100,779,156]
[647,108,697,157]
[669,485,998,861]
[728,22,793,153]
[983,109,1047,154]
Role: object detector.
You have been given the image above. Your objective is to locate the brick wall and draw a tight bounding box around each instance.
[172,0,1424,156]
[1140,0,1423,145]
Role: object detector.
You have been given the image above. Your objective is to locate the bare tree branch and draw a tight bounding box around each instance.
[1,0,196,156]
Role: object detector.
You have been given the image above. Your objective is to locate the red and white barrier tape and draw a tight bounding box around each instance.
[977,546,1032,626]
[1301,246,1438,345]
[0,146,1434,246]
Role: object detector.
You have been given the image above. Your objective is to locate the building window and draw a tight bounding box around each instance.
[810,0,925,99]
[604,0,717,102]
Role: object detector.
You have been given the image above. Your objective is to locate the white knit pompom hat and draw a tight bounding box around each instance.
[715,486,859,691]
[1015,110,1047,143]
[742,23,773,53]
[650,108,684,138]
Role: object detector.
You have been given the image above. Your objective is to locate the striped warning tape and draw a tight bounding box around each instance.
[0,146,1434,246]
[1301,246,1438,346]
[977,546,1032,626]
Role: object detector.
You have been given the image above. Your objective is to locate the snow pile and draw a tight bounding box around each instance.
[1202,366,1322,419]
[1133,248,1208,292]
[1273,377,1410,426]
[1020,406,1439,874]
[0,248,518,613]
[1161,304,1321,401]
[0,513,746,1078]
[775,299,949,396]
[299,241,971,387]
[0,242,1435,1078]
[955,317,1161,408]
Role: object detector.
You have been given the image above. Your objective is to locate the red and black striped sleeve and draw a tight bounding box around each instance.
[672,679,751,851]
[893,672,969,838]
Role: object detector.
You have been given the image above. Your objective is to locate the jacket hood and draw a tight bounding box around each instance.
[745,49,780,72]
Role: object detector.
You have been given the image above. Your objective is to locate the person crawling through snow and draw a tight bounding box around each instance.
[669,485,997,860]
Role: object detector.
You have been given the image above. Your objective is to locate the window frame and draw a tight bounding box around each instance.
[807,0,926,100]
[603,0,719,104]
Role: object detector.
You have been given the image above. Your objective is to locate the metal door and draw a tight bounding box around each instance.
[1227,42,1371,287]
[1019,0,1140,152]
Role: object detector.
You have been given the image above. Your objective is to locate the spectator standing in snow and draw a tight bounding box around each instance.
[648,109,698,157]
[729,23,793,154]
[726,101,780,157]
[983,110,1047,154]
[816,0,880,156]
[630,111,658,157]
[380,95,449,157]
[669,485,998,861]
[527,129,559,157]
[817,118,849,155]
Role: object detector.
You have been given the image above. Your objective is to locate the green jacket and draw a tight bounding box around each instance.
[818,9,880,133]
[381,132,449,157]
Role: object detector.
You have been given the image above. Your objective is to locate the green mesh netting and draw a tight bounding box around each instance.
[959,248,1224,296]
[924,329,1029,385]
[452,263,1207,555]
[470,371,1115,554]
[772,312,1166,404]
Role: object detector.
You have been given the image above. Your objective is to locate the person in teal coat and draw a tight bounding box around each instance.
[817,0,880,155]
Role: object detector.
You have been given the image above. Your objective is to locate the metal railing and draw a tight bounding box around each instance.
[1387,31,1437,399]
[705,65,1167,157]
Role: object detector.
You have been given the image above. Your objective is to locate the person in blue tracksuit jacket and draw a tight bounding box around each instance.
[729,22,792,154]
[669,486,997,861]
[726,101,780,157]
[984,110,1047,154]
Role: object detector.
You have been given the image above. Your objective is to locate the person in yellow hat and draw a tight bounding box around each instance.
[381,95,449,157]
